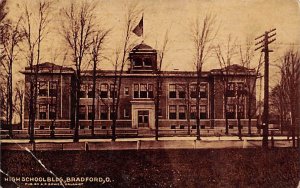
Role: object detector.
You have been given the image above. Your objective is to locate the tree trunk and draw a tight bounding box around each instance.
[73,72,81,142]
[155,73,160,140]
[196,72,201,140]
[91,61,96,137]
[187,82,191,136]
[247,94,252,136]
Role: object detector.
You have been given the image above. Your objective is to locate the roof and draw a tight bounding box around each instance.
[211,64,256,76]
[133,43,153,50]
[223,64,254,72]
[131,42,157,53]
[22,62,74,74]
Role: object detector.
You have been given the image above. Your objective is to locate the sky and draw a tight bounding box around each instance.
[6,0,300,87]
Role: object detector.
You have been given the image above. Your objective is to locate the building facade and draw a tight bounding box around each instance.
[22,43,258,135]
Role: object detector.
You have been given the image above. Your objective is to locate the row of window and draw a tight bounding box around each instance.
[133,57,153,67]
[80,84,121,99]
[78,105,130,120]
[226,82,247,97]
[39,104,57,119]
[169,84,208,99]
[38,81,58,97]
[37,81,248,99]
[226,104,245,119]
[37,103,246,120]
[79,83,154,99]
[169,105,207,120]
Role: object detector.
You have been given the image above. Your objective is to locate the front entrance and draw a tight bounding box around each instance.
[138,110,149,128]
[131,101,155,129]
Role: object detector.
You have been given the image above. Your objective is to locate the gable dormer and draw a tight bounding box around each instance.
[129,43,157,73]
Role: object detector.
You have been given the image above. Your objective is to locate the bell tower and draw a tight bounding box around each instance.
[129,42,157,73]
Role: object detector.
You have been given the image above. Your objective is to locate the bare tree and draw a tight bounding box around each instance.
[0,17,23,137]
[110,4,142,141]
[90,30,110,137]
[239,39,263,135]
[154,30,169,140]
[60,1,98,142]
[13,80,24,129]
[22,0,53,143]
[279,49,300,147]
[270,84,288,134]
[215,34,237,136]
[191,14,218,140]
[0,0,7,129]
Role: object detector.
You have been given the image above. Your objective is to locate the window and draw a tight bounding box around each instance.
[178,85,186,98]
[158,108,163,117]
[190,105,196,119]
[49,104,56,119]
[226,104,235,119]
[100,105,108,120]
[237,83,246,96]
[79,85,86,98]
[134,84,139,98]
[78,105,86,120]
[134,58,142,67]
[38,82,48,97]
[39,104,47,119]
[148,84,153,98]
[134,84,154,98]
[124,87,129,96]
[124,108,130,118]
[200,84,207,98]
[110,84,117,98]
[49,82,57,97]
[226,82,235,97]
[88,84,94,98]
[190,85,197,98]
[144,58,152,66]
[169,84,176,98]
[179,105,186,119]
[140,84,147,98]
[110,106,116,120]
[88,105,94,120]
[200,105,207,119]
[169,105,177,119]
[237,104,245,119]
[100,84,108,98]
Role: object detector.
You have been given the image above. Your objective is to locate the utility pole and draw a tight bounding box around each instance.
[255,28,276,149]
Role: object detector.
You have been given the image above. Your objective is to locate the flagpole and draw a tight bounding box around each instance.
[142,12,144,42]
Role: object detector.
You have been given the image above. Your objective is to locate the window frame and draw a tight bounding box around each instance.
[100,84,108,98]
[169,84,176,98]
[38,81,48,97]
[39,104,47,119]
[178,105,186,119]
[169,105,177,119]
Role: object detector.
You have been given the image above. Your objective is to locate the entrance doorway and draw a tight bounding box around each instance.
[138,110,149,128]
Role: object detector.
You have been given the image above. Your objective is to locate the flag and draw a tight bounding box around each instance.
[132,16,143,37]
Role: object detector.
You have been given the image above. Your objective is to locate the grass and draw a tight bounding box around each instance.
[1,148,299,187]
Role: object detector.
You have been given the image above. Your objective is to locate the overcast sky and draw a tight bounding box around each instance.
[7,0,300,86]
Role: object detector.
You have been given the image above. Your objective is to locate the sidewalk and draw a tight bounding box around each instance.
[0,136,293,150]
[0,136,289,143]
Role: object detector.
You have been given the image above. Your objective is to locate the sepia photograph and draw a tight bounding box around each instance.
[0,0,299,187]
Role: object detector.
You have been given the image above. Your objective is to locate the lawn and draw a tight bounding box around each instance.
[1,148,299,187]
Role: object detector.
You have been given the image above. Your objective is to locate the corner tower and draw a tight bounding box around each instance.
[128,42,157,73]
